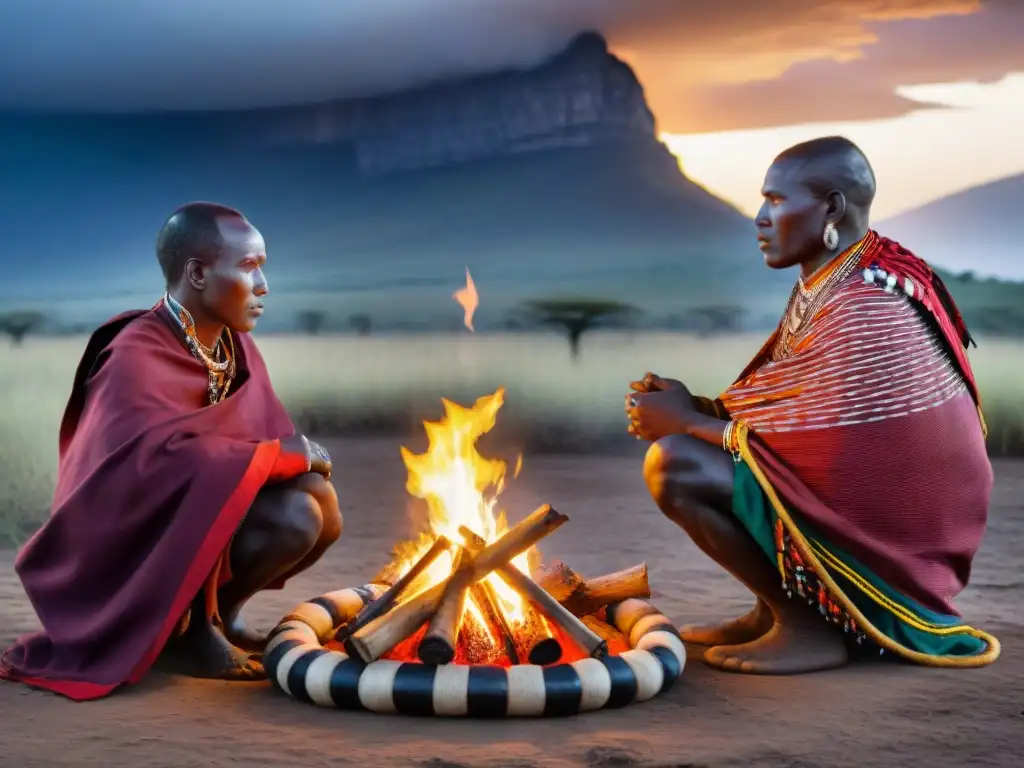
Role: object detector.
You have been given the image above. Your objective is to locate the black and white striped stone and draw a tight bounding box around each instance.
[264,586,686,718]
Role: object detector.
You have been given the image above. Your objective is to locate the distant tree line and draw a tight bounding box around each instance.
[0,310,47,346]
[294,310,374,336]
[4,294,1022,354]
[962,307,1024,336]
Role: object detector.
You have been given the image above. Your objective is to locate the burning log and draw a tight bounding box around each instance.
[507,601,561,666]
[420,529,518,665]
[580,615,620,643]
[580,615,631,655]
[443,529,539,666]
[418,538,483,665]
[456,524,561,666]
[345,504,568,663]
[470,581,520,664]
[495,564,608,659]
[334,534,452,645]
[533,561,650,618]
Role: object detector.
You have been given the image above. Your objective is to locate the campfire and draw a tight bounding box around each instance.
[264,385,685,717]
[265,274,683,716]
[330,387,652,666]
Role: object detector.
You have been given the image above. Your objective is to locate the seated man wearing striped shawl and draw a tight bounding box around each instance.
[625,136,999,674]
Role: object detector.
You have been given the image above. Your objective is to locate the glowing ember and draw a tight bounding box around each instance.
[385,387,549,662]
[452,266,478,332]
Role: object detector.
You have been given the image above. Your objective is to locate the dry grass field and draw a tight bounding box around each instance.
[1,330,1021,547]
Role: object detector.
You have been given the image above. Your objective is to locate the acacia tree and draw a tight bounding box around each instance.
[348,313,372,336]
[686,305,747,337]
[518,297,638,360]
[296,309,327,335]
[0,310,47,347]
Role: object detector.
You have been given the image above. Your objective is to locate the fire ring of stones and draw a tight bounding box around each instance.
[264,584,686,718]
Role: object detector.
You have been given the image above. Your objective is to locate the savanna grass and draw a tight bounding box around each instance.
[1,331,1021,548]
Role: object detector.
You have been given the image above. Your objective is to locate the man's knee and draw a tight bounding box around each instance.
[644,436,699,510]
[297,473,343,544]
[643,435,733,513]
[289,471,332,501]
[273,489,325,557]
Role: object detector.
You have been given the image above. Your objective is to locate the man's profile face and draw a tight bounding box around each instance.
[754,159,829,270]
[198,216,269,333]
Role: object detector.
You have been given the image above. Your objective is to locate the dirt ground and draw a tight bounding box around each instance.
[1,438,1021,768]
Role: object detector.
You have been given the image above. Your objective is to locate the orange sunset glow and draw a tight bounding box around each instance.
[661,73,1024,220]
[604,0,1023,220]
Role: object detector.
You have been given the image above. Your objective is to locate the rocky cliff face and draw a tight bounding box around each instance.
[251,32,658,176]
[4,31,734,319]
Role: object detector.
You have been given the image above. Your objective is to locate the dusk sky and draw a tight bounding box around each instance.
[2,0,1022,219]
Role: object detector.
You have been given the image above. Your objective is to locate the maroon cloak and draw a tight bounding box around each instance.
[1,306,309,700]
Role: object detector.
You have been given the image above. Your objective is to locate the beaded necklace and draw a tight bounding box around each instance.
[772,235,868,360]
[162,293,237,405]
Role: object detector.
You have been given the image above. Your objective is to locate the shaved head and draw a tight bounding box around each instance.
[755,136,876,272]
[156,201,248,285]
[156,201,269,336]
[773,136,877,211]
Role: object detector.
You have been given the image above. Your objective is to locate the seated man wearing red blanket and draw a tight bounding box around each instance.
[627,137,999,674]
[1,202,342,699]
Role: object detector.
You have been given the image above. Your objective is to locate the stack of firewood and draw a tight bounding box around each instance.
[333,505,652,666]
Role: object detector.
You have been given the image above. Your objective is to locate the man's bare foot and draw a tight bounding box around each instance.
[222,611,269,654]
[159,620,266,681]
[703,611,849,674]
[681,599,774,646]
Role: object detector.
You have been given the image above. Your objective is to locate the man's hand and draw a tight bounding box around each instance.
[624,373,697,442]
[307,439,333,480]
[280,434,333,480]
[628,372,687,394]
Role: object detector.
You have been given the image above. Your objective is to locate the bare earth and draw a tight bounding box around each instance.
[1,438,1021,768]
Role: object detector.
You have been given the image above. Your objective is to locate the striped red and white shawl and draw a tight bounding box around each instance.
[720,231,992,615]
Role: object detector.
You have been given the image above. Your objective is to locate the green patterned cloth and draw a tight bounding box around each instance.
[732,461,989,659]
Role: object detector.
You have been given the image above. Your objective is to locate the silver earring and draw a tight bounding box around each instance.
[823,222,839,251]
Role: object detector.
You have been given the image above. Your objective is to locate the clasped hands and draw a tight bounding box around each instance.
[624,372,699,442]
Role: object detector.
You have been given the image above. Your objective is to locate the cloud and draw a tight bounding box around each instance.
[0,0,1016,138]
[643,0,1024,133]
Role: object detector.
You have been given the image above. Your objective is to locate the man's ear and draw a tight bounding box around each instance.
[825,190,848,225]
[184,258,206,291]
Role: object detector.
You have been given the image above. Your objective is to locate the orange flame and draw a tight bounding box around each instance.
[389,388,535,650]
[452,266,478,332]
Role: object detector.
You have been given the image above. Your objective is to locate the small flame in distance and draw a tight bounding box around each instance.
[453,266,478,332]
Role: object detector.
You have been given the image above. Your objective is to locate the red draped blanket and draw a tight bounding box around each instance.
[1,306,309,700]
